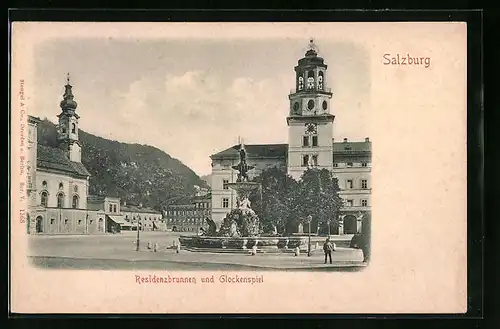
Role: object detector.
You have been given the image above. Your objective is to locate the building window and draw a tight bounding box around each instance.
[64,219,68,225]
[72,195,79,209]
[57,193,64,208]
[74,185,78,193]
[302,136,309,147]
[361,162,367,167]
[312,136,318,147]
[59,182,63,190]
[346,200,353,207]
[333,163,338,168]
[78,220,82,225]
[318,71,324,90]
[40,191,48,207]
[51,218,55,224]
[312,155,318,167]
[109,204,113,212]
[361,199,368,207]
[302,154,309,167]
[222,198,229,208]
[361,180,368,189]
[71,123,76,134]
[42,181,47,188]
[298,76,304,90]
[347,180,353,189]
[347,162,353,167]
[113,205,117,213]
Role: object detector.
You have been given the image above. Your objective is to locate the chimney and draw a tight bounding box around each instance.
[343,138,348,143]
[365,137,370,142]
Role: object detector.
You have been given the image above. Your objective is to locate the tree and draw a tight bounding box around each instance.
[249,167,298,234]
[296,168,343,235]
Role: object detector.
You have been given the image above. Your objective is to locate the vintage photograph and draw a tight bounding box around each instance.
[11,21,468,314]
[25,35,371,271]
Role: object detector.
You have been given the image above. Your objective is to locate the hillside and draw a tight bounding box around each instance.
[36,119,209,211]
[200,174,212,187]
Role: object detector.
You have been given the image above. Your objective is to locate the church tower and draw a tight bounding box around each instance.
[287,39,335,180]
[57,73,82,163]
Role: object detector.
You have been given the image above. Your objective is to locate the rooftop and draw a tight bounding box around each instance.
[211,144,288,160]
[211,139,371,159]
[37,144,90,178]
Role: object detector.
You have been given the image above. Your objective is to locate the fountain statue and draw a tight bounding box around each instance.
[178,142,308,252]
[216,143,262,237]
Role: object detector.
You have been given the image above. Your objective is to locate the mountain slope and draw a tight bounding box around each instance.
[36,119,209,211]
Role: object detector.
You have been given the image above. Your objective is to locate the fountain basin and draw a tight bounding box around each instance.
[178,235,309,254]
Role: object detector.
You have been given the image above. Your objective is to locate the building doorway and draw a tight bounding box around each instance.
[343,215,357,234]
[36,216,43,233]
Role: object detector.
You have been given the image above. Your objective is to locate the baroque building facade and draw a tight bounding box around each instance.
[26,77,164,234]
[210,41,372,235]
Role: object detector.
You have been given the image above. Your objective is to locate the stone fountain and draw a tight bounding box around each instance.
[178,143,308,254]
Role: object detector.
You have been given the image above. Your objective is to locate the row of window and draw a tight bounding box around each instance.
[219,197,369,209]
[47,218,103,225]
[40,191,80,208]
[108,204,118,213]
[166,209,210,216]
[333,162,369,168]
[297,71,325,91]
[302,135,318,147]
[345,199,369,207]
[41,181,79,193]
[124,215,161,222]
[302,154,319,167]
[194,202,210,209]
[166,218,205,224]
[60,122,77,134]
[345,179,369,189]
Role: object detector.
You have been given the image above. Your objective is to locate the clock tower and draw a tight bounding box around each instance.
[287,39,334,180]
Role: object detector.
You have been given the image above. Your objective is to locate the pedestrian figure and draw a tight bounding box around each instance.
[323,238,334,264]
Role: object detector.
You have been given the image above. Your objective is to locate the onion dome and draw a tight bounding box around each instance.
[60,73,78,110]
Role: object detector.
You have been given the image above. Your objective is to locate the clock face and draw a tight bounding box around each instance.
[307,99,315,110]
[305,123,317,134]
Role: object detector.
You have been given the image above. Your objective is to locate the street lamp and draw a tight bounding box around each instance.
[306,215,312,257]
[136,215,141,251]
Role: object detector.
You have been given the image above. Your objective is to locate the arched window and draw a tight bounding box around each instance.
[307,70,315,89]
[298,76,304,90]
[318,71,324,90]
[57,193,64,208]
[42,181,47,189]
[71,123,76,134]
[59,182,63,190]
[72,195,79,209]
[73,185,78,193]
[40,191,48,207]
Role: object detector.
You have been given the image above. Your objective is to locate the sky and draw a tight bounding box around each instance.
[31,35,371,176]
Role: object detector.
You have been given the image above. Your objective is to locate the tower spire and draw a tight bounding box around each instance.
[306,37,319,56]
[66,72,71,85]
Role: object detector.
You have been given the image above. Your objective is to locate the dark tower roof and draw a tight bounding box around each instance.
[59,73,78,111]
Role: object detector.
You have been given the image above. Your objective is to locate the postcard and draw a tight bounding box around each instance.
[10,21,467,314]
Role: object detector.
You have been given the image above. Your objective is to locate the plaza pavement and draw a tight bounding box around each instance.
[28,232,366,271]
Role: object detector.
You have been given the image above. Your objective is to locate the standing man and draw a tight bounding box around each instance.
[323,237,334,264]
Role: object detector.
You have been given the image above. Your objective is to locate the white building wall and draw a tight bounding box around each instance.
[36,171,88,209]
